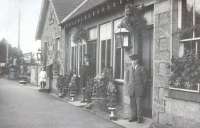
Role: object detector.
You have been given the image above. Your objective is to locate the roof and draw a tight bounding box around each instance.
[62,0,108,24]
[36,0,85,40]
[52,0,85,21]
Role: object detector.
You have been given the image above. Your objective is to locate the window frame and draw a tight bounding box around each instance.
[170,0,200,94]
[99,22,112,73]
[178,0,200,58]
[113,18,125,80]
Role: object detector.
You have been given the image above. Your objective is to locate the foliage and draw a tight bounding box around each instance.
[106,81,118,107]
[169,51,200,90]
[118,5,146,32]
[73,27,88,43]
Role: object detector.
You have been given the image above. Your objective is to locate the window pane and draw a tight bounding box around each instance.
[184,41,196,54]
[181,0,193,39]
[115,34,122,48]
[89,28,97,40]
[195,0,200,37]
[100,22,112,40]
[107,39,111,67]
[75,46,78,74]
[121,48,124,79]
[197,41,200,58]
[79,45,82,65]
[115,48,121,79]
[101,41,106,72]
[71,47,75,72]
[87,42,97,76]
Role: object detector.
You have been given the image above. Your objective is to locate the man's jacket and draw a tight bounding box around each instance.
[127,65,147,97]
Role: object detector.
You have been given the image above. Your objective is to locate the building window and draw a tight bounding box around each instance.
[101,39,111,72]
[89,27,97,41]
[114,18,124,79]
[100,22,112,73]
[178,0,200,58]
[87,27,97,76]
[56,38,61,51]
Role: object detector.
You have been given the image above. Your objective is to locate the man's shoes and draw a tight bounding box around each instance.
[128,118,137,122]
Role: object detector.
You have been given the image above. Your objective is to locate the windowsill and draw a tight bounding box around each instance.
[114,79,125,84]
[87,39,97,42]
[168,88,200,103]
[169,87,199,93]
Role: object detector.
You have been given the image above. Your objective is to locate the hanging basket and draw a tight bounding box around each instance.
[72,27,88,44]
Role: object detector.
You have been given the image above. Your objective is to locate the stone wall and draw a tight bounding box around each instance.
[153,0,200,128]
[153,0,171,124]
[41,3,64,75]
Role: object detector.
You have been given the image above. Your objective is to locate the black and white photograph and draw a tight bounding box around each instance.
[0,0,200,128]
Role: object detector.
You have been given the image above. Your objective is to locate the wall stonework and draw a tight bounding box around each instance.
[40,3,65,75]
[153,0,171,124]
[154,0,200,128]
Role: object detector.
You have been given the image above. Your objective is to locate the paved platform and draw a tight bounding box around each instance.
[113,118,153,128]
[65,98,153,128]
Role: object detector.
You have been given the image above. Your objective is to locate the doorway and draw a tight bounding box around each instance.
[141,26,153,118]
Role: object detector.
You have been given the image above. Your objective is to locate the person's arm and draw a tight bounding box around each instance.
[141,67,147,85]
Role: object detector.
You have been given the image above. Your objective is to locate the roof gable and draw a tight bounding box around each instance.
[52,0,85,21]
[36,0,85,40]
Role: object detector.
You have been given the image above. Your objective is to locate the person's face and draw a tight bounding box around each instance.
[131,59,138,66]
[84,57,89,64]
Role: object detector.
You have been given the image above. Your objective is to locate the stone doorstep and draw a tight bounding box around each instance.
[113,118,153,128]
[64,98,153,128]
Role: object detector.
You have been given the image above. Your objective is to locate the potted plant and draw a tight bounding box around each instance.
[169,51,200,92]
[73,27,88,43]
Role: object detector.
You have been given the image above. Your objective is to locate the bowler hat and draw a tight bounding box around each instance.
[129,54,139,60]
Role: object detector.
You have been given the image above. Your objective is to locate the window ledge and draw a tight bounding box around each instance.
[169,87,199,93]
[168,88,200,103]
[114,79,125,84]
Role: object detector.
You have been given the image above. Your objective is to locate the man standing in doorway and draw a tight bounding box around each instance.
[128,54,147,123]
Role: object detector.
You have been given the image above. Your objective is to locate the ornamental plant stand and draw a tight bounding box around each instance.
[108,107,117,120]
[69,74,78,101]
[107,80,118,120]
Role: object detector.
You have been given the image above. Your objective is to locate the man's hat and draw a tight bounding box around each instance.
[129,54,139,60]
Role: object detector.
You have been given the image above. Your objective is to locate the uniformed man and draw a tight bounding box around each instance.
[128,54,147,123]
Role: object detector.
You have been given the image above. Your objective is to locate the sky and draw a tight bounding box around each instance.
[0,0,42,53]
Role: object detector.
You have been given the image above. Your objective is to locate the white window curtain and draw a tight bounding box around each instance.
[100,22,112,40]
[89,27,97,40]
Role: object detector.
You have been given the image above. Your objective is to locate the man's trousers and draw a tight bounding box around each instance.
[130,96,143,120]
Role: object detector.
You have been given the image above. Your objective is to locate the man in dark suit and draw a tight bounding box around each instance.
[128,54,147,123]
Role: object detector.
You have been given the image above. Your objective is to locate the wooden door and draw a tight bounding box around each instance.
[141,26,153,118]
